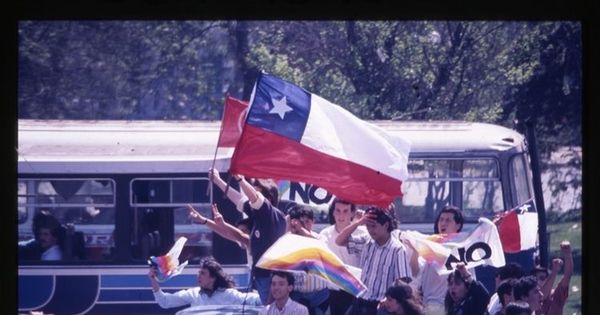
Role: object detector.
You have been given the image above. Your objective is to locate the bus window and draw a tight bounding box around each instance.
[461,159,503,218]
[17,181,27,224]
[511,153,534,205]
[397,158,503,226]
[175,205,214,261]
[130,178,213,262]
[17,178,116,261]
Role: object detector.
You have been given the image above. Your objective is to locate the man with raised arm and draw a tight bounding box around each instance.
[208,168,287,305]
[336,205,411,315]
[148,256,262,309]
[529,240,573,315]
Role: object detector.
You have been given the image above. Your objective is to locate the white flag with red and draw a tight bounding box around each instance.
[497,199,538,253]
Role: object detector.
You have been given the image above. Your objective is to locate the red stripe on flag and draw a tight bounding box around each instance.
[217,95,249,148]
[498,210,522,253]
[230,125,403,208]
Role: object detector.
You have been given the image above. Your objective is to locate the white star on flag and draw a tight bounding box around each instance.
[269,96,293,119]
[517,203,532,214]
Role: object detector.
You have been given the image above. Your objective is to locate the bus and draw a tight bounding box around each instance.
[17,119,546,315]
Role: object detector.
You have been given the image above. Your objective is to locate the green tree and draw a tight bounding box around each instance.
[19,20,234,120]
[502,21,582,158]
[18,20,581,155]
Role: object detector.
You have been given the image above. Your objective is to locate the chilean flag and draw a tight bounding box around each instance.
[230,71,410,208]
[497,199,538,253]
[217,94,249,148]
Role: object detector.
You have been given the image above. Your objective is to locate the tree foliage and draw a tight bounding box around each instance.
[18,20,581,156]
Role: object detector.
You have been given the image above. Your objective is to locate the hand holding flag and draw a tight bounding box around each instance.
[148,236,189,282]
[399,218,506,275]
[208,95,249,195]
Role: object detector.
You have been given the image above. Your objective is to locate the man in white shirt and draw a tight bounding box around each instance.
[259,271,309,315]
[39,224,64,261]
[319,198,368,315]
[149,256,262,309]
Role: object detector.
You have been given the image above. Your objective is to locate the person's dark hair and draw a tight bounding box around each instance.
[434,205,464,233]
[497,278,518,306]
[384,279,423,315]
[51,224,67,251]
[327,198,356,225]
[505,301,532,315]
[199,256,235,289]
[250,178,279,208]
[444,269,469,312]
[497,262,526,281]
[236,217,254,231]
[288,204,314,221]
[271,270,294,286]
[386,203,399,230]
[36,211,66,250]
[277,199,297,215]
[529,265,550,278]
[365,206,395,233]
[513,276,538,301]
[33,211,61,240]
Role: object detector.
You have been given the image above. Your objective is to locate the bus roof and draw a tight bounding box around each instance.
[17,119,525,174]
[17,120,232,174]
[374,120,524,153]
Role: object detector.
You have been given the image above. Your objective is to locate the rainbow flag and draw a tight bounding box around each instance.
[276,180,292,197]
[399,217,505,275]
[148,236,189,282]
[256,233,366,296]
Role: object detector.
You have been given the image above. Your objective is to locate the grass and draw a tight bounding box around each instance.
[545,210,582,315]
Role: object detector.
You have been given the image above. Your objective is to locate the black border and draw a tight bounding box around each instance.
[6,2,596,314]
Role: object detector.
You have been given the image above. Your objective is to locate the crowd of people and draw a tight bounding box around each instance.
[16,166,574,315]
[146,168,573,315]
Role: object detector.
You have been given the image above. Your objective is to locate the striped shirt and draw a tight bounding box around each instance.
[259,297,310,315]
[356,234,410,301]
[292,271,335,293]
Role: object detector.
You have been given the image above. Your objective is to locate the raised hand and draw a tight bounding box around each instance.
[551,258,564,273]
[188,204,207,223]
[560,240,572,254]
[148,266,158,279]
[208,167,222,182]
[211,204,224,226]
[354,209,365,221]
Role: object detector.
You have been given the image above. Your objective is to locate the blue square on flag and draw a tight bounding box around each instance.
[247,73,310,142]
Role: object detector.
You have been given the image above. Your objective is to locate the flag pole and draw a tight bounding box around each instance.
[207,94,230,196]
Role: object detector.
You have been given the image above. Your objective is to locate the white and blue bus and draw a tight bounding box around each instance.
[17,119,546,315]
